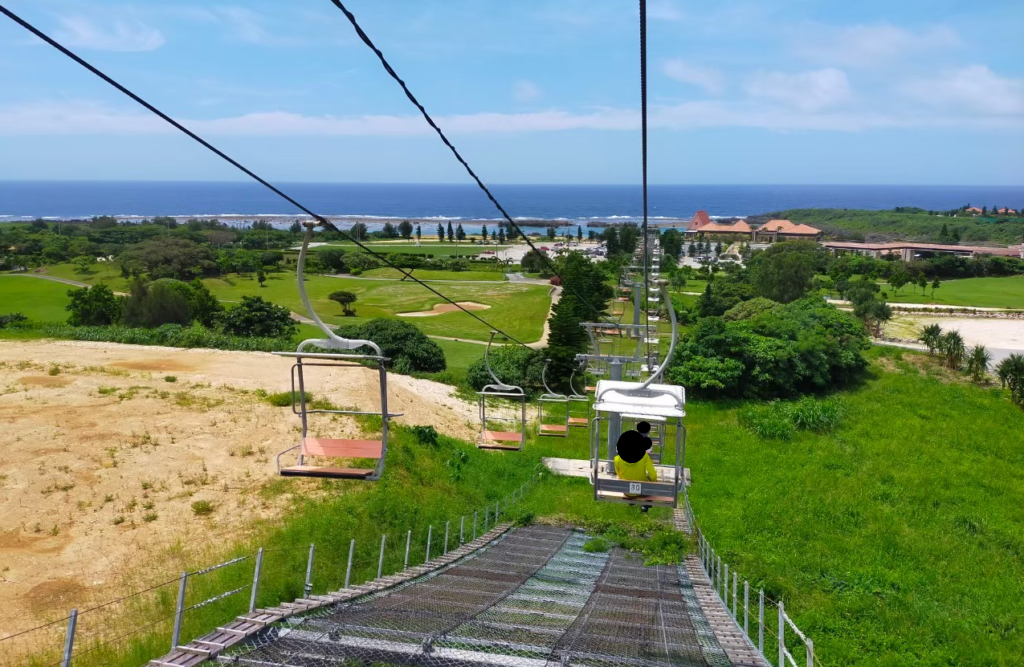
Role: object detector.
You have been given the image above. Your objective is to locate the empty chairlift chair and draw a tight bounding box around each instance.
[274,223,401,481]
[537,359,569,437]
[567,368,590,428]
[476,331,527,451]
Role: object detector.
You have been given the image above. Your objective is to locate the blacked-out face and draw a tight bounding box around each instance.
[637,421,651,434]
[616,429,647,464]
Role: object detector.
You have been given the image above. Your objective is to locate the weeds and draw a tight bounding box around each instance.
[164,376,177,383]
[191,500,215,516]
[142,512,158,523]
[739,397,843,440]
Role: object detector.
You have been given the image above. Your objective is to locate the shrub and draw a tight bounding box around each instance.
[38,322,292,352]
[467,344,543,391]
[722,297,780,322]
[739,397,843,440]
[119,237,215,280]
[328,290,358,316]
[0,312,28,329]
[66,284,122,326]
[191,500,215,516]
[222,296,297,338]
[334,319,446,373]
[667,298,869,399]
[411,425,439,446]
[738,403,796,440]
[164,375,177,383]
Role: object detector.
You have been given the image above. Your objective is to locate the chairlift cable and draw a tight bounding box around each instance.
[0,3,528,347]
[640,0,651,340]
[326,0,614,325]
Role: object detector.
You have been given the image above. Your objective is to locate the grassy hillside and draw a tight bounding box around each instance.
[768,208,1024,245]
[687,348,1024,666]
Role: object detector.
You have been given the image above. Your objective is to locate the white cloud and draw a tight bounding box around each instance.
[903,65,1024,116]
[54,15,165,52]
[745,68,852,112]
[793,23,960,67]
[212,7,301,46]
[514,80,542,103]
[663,60,724,94]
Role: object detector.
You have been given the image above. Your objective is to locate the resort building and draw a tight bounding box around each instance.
[753,219,823,242]
[822,241,1024,261]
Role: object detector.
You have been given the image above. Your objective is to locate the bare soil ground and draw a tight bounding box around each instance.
[397,301,490,317]
[0,340,480,641]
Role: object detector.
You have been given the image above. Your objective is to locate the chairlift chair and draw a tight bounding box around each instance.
[476,331,527,451]
[567,368,590,428]
[274,223,401,481]
[589,281,688,508]
[537,359,569,437]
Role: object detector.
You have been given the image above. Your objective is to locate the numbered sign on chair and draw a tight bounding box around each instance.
[629,482,642,494]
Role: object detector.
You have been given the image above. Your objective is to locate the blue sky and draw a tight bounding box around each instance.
[0,0,1022,184]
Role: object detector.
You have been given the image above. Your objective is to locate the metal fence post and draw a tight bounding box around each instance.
[345,539,354,589]
[495,501,500,524]
[733,572,738,619]
[426,525,433,562]
[484,507,489,532]
[61,609,78,667]
[249,548,264,613]
[758,589,765,656]
[723,563,729,601]
[404,530,412,569]
[779,600,785,667]
[304,544,315,597]
[474,511,478,539]
[807,638,814,667]
[444,521,450,555]
[460,516,465,544]
[377,534,387,579]
[171,571,187,649]
[744,580,749,635]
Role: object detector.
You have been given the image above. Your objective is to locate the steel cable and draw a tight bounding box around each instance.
[0,3,530,347]
[325,0,616,326]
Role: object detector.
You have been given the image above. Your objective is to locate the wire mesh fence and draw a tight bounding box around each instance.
[1,476,537,667]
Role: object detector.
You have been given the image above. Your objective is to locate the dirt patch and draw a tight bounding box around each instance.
[17,375,72,387]
[110,358,196,372]
[398,301,491,317]
[0,339,482,641]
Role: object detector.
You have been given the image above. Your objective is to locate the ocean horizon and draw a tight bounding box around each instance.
[2,181,1022,225]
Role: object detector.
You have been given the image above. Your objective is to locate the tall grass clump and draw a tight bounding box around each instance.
[739,397,842,440]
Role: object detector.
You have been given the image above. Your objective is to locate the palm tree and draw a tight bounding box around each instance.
[918,323,943,354]
[965,345,992,383]
[939,330,966,370]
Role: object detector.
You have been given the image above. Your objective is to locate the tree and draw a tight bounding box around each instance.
[498,228,506,244]
[66,284,122,326]
[481,224,488,242]
[931,277,941,298]
[521,248,549,273]
[588,230,596,242]
[349,223,368,241]
[398,220,414,240]
[456,224,466,242]
[222,296,297,338]
[415,224,422,242]
[577,225,583,242]
[437,223,445,242]
[715,241,723,256]
[939,330,966,369]
[382,222,398,239]
[447,221,455,242]
[916,273,928,295]
[186,279,223,328]
[965,345,991,383]
[467,345,543,391]
[122,279,192,328]
[660,229,683,261]
[889,269,909,295]
[256,269,266,287]
[688,243,696,258]
[119,237,215,280]
[319,248,347,273]
[546,226,556,241]
[335,319,446,372]
[328,290,358,316]
[72,255,94,275]
[919,323,943,354]
[748,241,825,303]
[289,221,302,234]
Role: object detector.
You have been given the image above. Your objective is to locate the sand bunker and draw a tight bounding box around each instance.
[398,301,491,317]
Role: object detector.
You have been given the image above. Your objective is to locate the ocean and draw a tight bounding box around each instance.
[2,182,1022,231]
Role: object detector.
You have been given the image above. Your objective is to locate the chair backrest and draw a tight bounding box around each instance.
[302,438,382,459]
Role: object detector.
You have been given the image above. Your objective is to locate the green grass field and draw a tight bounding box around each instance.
[686,348,1024,666]
[881,275,1024,309]
[204,271,550,343]
[38,263,132,292]
[0,276,74,321]
[360,267,507,281]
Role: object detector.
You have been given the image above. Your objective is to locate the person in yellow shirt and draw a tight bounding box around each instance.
[613,422,657,512]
